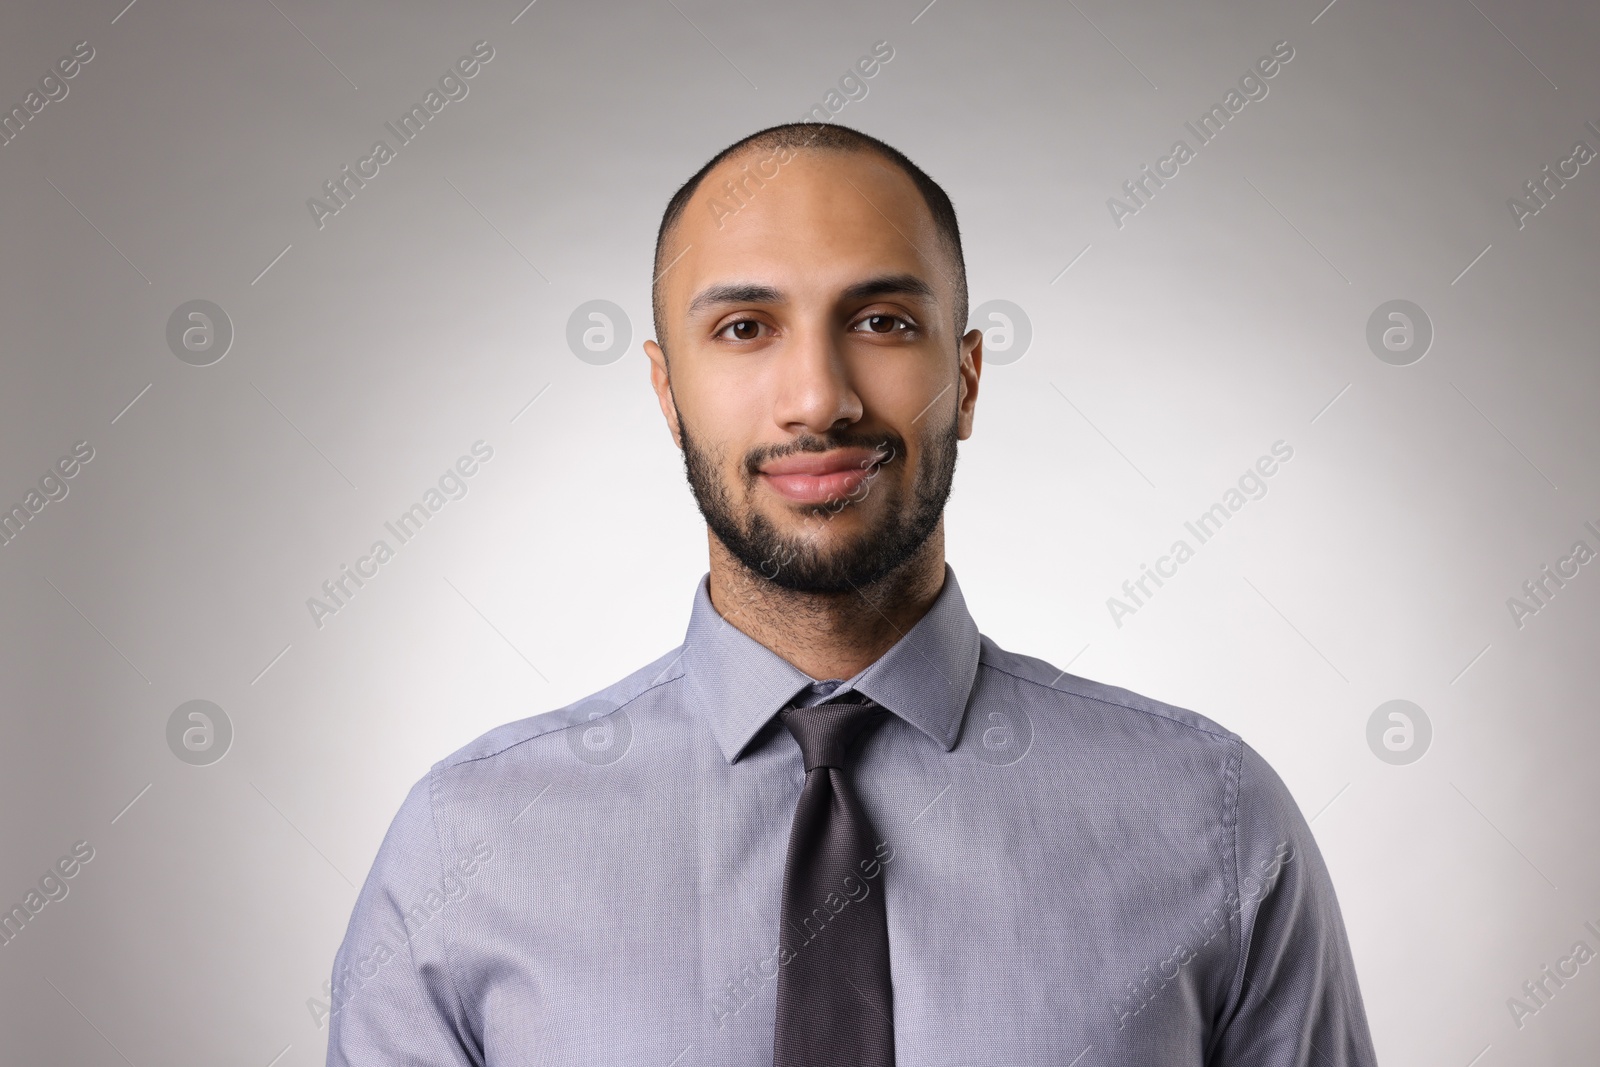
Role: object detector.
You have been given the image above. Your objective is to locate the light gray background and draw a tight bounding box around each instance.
[2,0,1597,1063]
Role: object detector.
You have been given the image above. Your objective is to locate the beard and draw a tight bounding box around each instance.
[677,403,959,595]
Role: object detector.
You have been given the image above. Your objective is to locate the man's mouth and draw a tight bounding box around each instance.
[758,447,889,505]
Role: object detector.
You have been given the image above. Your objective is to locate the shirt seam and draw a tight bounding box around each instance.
[977,658,1237,745]
[1221,738,1247,1044]
[425,765,481,1063]
[439,666,686,771]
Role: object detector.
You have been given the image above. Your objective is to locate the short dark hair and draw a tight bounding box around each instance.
[651,122,967,358]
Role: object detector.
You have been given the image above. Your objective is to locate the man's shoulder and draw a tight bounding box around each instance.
[430,643,688,775]
[975,635,1314,838]
[975,633,1240,749]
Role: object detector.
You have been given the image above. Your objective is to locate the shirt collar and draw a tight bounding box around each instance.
[679,563,983,764]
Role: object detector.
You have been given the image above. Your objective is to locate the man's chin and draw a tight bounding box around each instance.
[747,553,883,594]
[751,510,884,558]
[733,523,892,590]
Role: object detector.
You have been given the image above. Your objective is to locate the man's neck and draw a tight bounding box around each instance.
[705,526,948,681]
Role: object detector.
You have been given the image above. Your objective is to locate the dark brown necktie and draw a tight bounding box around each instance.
[772,693,895,1067]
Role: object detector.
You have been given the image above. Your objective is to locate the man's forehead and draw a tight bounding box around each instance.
[663,147,945,313]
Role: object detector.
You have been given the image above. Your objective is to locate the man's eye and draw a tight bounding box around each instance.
[717,320,766,341]
[854,314,912,334]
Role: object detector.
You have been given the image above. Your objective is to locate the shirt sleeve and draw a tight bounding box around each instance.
[326,773,481,1066]
[1206,742,1378,1067]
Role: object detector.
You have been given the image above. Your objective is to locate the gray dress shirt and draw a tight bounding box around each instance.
[326,565,1376,1065]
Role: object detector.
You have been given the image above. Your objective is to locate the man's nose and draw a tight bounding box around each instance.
[773,324,863,436]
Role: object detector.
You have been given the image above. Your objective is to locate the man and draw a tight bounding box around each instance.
[326,122,1377,1065]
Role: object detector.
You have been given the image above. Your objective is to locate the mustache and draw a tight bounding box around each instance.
[742,431,902,477]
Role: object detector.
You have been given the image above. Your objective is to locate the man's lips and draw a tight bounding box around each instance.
[758,448,888,504]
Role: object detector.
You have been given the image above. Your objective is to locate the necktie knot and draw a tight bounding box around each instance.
[778,698,888,773]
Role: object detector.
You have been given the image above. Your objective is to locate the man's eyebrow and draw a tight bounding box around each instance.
[685,273,937,318]
[838,273,937,306]
[686,282,783,318]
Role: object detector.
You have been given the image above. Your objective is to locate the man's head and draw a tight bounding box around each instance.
[644,122,982,595]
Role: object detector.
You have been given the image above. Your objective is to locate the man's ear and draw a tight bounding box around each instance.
[956,327,982,440]
[644,339,684,449]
